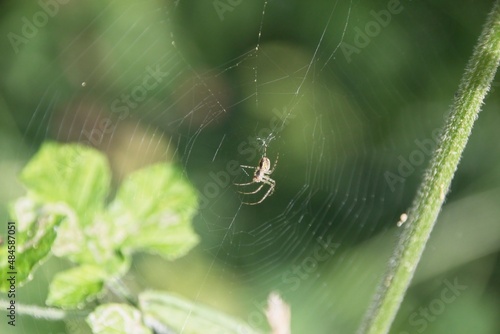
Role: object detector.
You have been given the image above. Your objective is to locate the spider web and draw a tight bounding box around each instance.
[4,0,500,333]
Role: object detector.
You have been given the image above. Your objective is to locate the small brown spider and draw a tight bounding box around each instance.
[234,152,278,205]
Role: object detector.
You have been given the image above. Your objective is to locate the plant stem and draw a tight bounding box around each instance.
[106,277,139,307]
[0,299,87,321]
[357,1,500,333]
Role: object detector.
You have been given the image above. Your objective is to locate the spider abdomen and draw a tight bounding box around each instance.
[254,157,271,181]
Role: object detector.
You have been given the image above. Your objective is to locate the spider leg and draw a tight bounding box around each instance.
[243,182,275,205]
[234,181,255,186]
[263,178,276,196]
[261,176,275,186]
[236,165,256,179]
[267,183,276,196]
[238,183,264,195]
[268,153,279,174]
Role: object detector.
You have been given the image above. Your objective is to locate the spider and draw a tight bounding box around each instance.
[234,150,279,205]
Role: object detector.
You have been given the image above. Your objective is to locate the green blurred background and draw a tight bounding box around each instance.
[1,0,500,333]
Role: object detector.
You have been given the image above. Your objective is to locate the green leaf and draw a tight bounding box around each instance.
[16,142,126,268]
[109,164,199,260]
[139,291,262,334]
[20,142,111,225]
[87,303,152,334]
[46,265,107,308]
[0,197,66,291]
[51,209,131,273]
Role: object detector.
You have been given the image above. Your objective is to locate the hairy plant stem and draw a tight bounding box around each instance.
[0,299,87,320]
[357,1,500,333]
[0,280,139,322]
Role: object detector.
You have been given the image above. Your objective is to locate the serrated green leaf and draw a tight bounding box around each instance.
[0,198,66,291]
[46,265,107,308]
[87,303,152,334]
[20,142,111,225]
[139,291,262,334]
[109,164,199,260]
[51,210,131,273]
[112,164,197,221]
